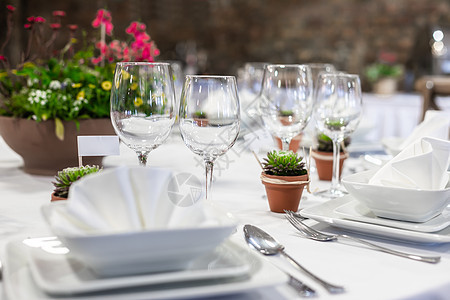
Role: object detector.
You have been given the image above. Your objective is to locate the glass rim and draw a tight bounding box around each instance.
[265,64,310,69]
[115,62,171,66]
[185,75,236,79]
[319,72,360,79]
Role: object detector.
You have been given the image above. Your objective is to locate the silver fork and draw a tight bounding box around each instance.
[284,211,441,264]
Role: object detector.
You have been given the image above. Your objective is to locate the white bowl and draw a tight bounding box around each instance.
[342,170,450,223]
[42,202,237,277]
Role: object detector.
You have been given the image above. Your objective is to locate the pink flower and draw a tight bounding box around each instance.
[35,16,46,23]
[91,9,113,36]
[50,23,61,30]
[27,16,35,23]
[125,21,138,35]
[6,5,15,12]
[68,24,78,31]
[52,10,66,17]
[24,23,32,29]
[0,55,7,62]
[91,56,103,65]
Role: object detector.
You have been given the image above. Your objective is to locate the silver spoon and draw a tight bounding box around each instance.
[243,224,345,294]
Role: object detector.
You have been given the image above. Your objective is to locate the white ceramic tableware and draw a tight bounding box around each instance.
[41,202,237,277]
[342,169,450,222]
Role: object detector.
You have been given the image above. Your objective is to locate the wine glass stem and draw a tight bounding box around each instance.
[137,151,150,166]
[205,160,214,201]
[281,137,292,151]
[331,140,341,193]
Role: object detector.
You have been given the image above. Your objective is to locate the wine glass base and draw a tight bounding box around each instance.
[313,187,348,198]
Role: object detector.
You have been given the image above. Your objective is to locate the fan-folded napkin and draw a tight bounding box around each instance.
[369,137,450,190]
[47,166,214,236]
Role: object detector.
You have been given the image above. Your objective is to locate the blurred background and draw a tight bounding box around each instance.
[2,0,450,92]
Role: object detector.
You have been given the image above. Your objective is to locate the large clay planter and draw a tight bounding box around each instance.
[261,173,309,213]
[311,150,348,181]
[0,116,115,175]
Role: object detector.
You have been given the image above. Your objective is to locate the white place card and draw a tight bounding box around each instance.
[77,136,120,166]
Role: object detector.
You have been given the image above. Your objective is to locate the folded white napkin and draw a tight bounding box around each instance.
[47,166,216,236]
[369,137,450,190]
[400,110,449,149]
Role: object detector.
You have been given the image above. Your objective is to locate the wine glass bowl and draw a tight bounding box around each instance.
[179,75,240,200]
[313,73,363,197]
[258,64,313,151]
[110,62,176,166]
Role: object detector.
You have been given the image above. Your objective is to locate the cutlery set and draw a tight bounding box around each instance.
[243,210,442,297]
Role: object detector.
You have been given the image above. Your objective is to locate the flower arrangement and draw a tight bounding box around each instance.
[0,6,160,140]
[365,51,403,83]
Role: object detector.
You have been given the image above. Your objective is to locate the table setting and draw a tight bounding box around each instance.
[0,62,449,300]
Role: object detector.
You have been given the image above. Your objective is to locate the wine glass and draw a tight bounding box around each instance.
[313,73,363,197]
[258,64,313,151]
[110,62,176,166]
[179,75,240,201]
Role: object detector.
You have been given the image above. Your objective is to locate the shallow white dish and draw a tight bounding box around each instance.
[342,169,450,222]
[4,237,288,300]
[334,200,450,233]
[42,202,237,277]
[301,196,450,244]
[27,237,250,295]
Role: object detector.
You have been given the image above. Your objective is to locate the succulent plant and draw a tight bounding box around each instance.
[263,150,307,176]
[52,165,101,198]
[316,133,351,152]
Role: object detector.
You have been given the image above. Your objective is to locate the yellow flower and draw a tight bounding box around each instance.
[121,70,130,80]
[71,38,77,44]
[72,83,82,88]
[76,90,85,100]
[134,97,143,107]
[11,69,17,75]
[88,84,96,89]
[41,113,48,121]
[23,62,35,68]
[101,81,112,91]
[131,83,138,90]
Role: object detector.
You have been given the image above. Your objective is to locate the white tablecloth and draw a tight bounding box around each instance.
[0,128,449,300]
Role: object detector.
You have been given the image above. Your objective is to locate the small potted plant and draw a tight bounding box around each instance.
[193,111,208,127]
[274,110,302,152]
[311,133,350,181]
[261,150,309,213]
[365,51,403,95]
[51,165,101,201]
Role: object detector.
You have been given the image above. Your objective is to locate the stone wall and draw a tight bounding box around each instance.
[2,0,450,90]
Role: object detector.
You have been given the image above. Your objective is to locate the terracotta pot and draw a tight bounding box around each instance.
[193,118,208,127]
[275,134,303,152]
[51,192,67,202]
[311,150,348,181]
[261,173,309,213]
[0,116,115,175]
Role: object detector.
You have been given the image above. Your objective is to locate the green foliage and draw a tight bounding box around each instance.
[0,50,113,123]
[52,165,101,198]
[263,150,307,176]
[365,63,403,83]
[316,133,351,152]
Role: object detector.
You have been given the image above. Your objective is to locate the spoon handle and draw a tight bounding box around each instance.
[281,250,345,294]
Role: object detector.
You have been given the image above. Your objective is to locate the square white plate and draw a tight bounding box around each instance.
[334,200,450,233]
[4,237,288,300]
[301,196,450,244]
[27,237,251,295]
